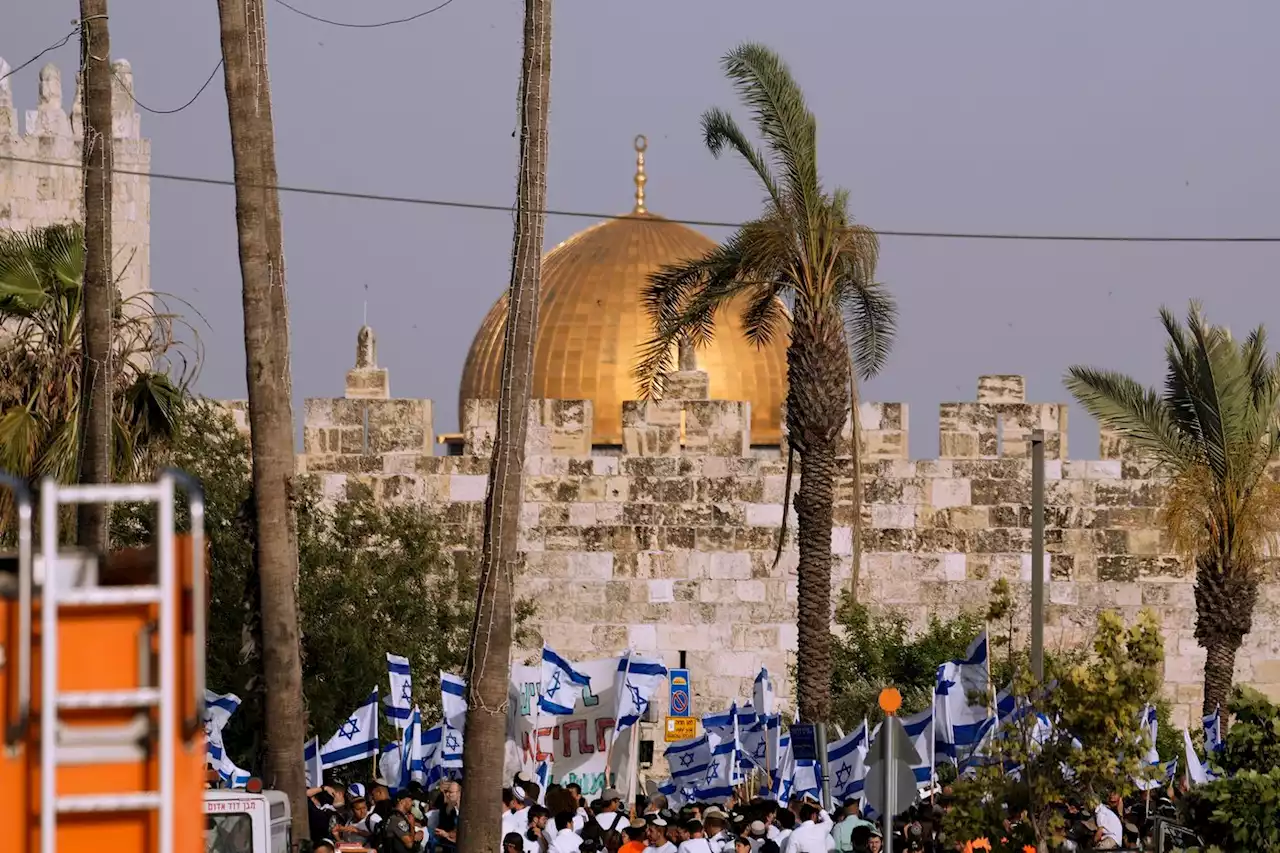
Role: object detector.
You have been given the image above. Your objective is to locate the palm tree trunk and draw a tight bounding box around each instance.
[847,369,863,602]
[457,0,551,850]
[1194,554,1259,715]
[789,310,850,724]
[76,0,113,552]
[215,0,308,842]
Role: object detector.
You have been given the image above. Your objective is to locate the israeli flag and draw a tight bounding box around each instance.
[319,688,380,768]
[305,736,324,788]
[657,777,694,810]
[421,723,448,787]
[828,720,870,802]
[1134,705,1164,791]
[613,652,667,743]
[934,632,991,762]
[398,707,423,789]
[698,734,737,804]
[870,707,935,787]
[753,668,776,717]
[1183,728,1209,786]
[740,712,781,774]
[538,646,592,716]
[205,690,252,788]
[378,741,402,791]
[441,672,467,731]
[765,732,794,804]
[441,719,464,770]
[1203,706,1224,754]
[386,653,413,731]
[665,733,713,786]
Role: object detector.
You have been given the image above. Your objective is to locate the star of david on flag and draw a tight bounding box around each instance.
[539,645,592,716]
[612,651,668,744]
[314,687,380,769]
[386,652,413,731]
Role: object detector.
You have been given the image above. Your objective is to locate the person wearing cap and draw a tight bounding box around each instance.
[336,795,375,847]
[386,789,425,853]
[617,818,649,853]
[588,787,629,844]
[504,786,533,840]
[646,815,675,853]
[746,820,768,853]
[312,840,336,853]
[702,809,732,853]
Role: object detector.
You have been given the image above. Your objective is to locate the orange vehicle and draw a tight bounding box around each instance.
[1,470,208,853]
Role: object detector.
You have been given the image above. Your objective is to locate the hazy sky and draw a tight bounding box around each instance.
[7,1,1280,458]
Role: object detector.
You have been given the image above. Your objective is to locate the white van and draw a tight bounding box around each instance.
[204,789,292,853]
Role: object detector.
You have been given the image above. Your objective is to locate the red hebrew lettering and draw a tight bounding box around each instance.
[595,718,617,752]
[561,719,594,758]
[536,726,556,762]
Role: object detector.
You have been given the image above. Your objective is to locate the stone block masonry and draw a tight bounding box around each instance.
[251,332,1280,732]
[0,60,150,307]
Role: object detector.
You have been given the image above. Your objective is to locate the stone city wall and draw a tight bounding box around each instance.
[242,360,1280,732]
[0,60,150,305]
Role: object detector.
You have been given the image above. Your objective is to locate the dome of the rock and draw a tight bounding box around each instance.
[459,138,789,446]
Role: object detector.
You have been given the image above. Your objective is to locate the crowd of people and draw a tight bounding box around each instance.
[301,773,1199,853]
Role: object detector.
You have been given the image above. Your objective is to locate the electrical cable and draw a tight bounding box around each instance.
[269,0,459,29]
[0,30,77,84]
[1,152,1279,244]
[112,59,223,115]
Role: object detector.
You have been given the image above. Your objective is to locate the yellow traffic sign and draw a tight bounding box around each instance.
[665,717,697,742]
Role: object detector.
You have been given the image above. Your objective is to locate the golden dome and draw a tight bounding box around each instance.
[459,139,789,446]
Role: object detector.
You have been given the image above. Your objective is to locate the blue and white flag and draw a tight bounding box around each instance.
[613,652,667,743]
[657,777,694,810]
[766,732,794,804]
[665,733,713,787]
[386,653,413,731]
[378,741,402,790]
[934,633,991,762]
[1203,706,1224,754]
[205,690,252,788]
[1134,705,1164,791]
[1183,728,1209,786]
[305,736,324,788]
[420,723,447,787]
[753,668,776,717]
[319,687,380,768]
[398,707,424,789]
[441,672,467,731]
[870,707,935,787]
[698,734,737,804]
[539,646,592,716]
[828,720,870,802]
[441,719,465,770]
[740,712,781,774]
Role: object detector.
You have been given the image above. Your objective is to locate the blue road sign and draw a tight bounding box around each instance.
[789,723,818,761]
[669,668,691,718]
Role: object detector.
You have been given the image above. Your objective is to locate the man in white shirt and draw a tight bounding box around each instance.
[785,804,835,853]
[703,809,732,853]
[551,812,584,853]
[503,787,532,839]
[1092,794,1124,850]
[676,820,713,853]
[647,817,676,853]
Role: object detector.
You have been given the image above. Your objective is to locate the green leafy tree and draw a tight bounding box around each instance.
[635,43,896,724]
[0,224,194,518]
[1182,687,1280,852]
[115,400,537,774]
[829,594,988,732]
[943,610,1166,852]
[1065,302,1280,713]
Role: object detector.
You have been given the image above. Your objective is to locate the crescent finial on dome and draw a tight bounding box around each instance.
[633,134,648,214]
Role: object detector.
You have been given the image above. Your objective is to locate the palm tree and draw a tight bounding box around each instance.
[77,0,114,553]
[0,224,191,508]
[457,0,552,849]
[1065,302,1280,714]
[215,0,309,841]
[634,43,897,724]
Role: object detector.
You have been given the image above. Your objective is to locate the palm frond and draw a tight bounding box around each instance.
[739,285,790,348]
[702,107,784,213]
[839,278,897,381]
[720,43,820,218]
[1063,366,1196,469]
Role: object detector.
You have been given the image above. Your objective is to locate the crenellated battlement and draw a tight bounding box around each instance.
[236,329,1280,730]
[0,60,150,304]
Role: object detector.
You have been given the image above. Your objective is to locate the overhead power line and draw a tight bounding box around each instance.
[112,59,223,115]
[270,0,459,28]
[1,152,1279,244]
[0,30,77,84]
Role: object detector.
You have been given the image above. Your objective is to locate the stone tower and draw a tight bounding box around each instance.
[0,59,150,305]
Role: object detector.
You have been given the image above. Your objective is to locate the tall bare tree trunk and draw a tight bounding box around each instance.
[215,0,308,841]
[458,0,551,850]
[77,0,113,552]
